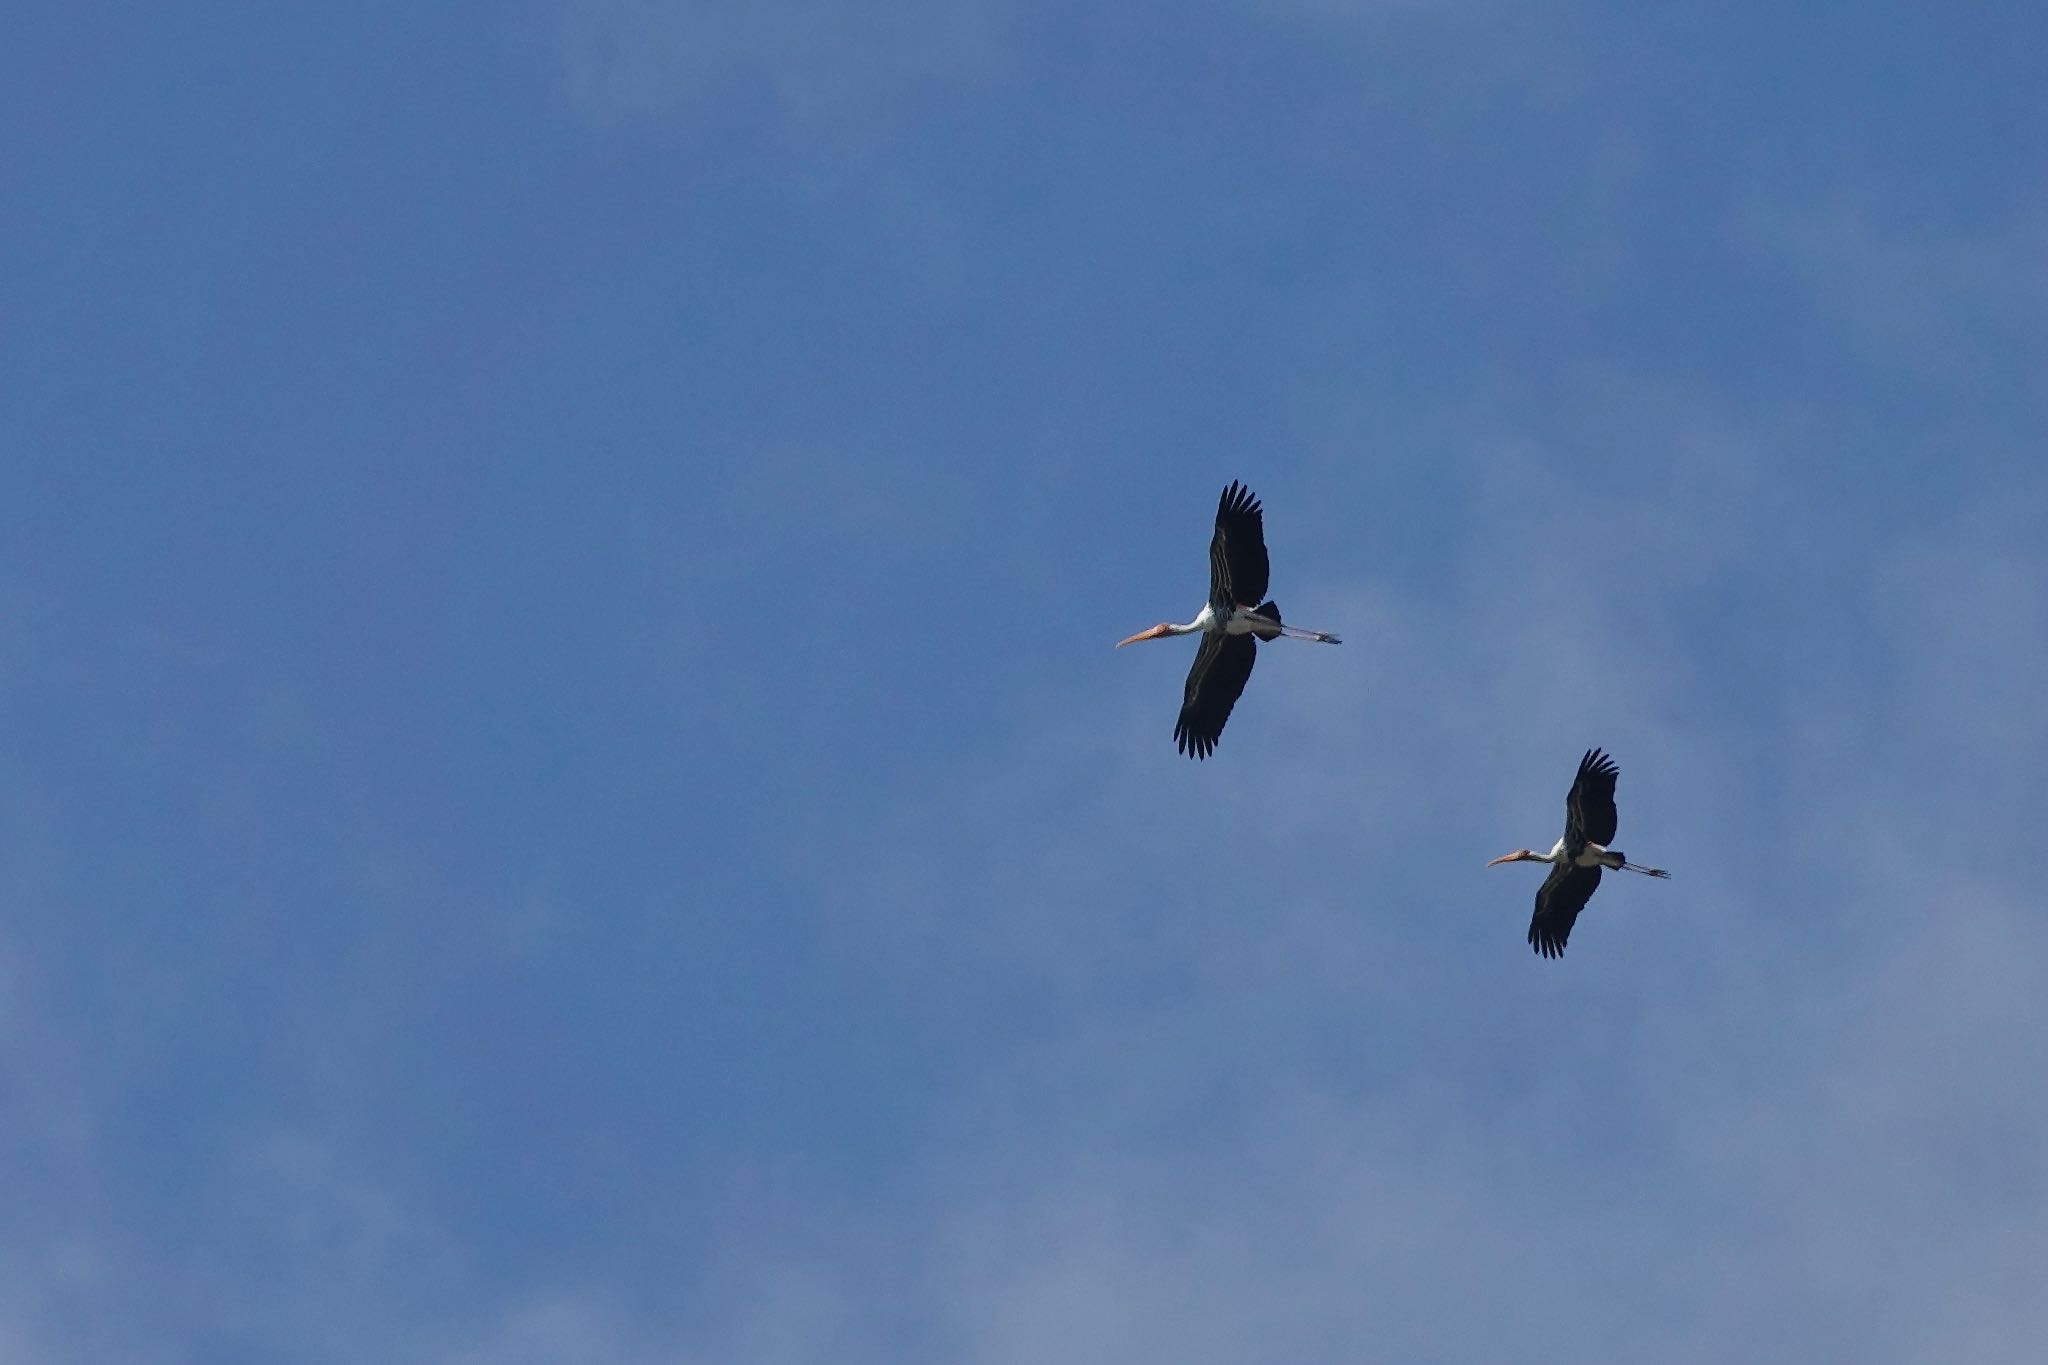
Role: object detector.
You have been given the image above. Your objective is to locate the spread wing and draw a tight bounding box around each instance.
[1528,862,1602,959]
[1174,633,1257,760]
[1207,481,1270,613]
[1565,748,1620,850]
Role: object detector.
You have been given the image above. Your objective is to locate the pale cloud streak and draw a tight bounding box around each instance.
[560,0,1023,126]
[1739,203,2048,387]
[556,0,1573,137]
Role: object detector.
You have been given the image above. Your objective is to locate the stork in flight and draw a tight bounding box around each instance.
[1117,481,1341,759]
[1489,748,1671,958]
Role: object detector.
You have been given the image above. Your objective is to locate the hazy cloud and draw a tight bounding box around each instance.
[560,0,1023,126]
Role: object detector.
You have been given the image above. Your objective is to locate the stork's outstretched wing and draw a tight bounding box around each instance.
[1565,748,1621,850]
[1207,481,1270,613]
[1174,633,1256,760]
[1528,862,1602,959]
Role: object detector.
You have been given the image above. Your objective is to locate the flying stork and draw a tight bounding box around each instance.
[1489,748,1671,958]
[1116,481,1341,759]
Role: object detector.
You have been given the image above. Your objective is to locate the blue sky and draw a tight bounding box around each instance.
[4,1,2046,1360]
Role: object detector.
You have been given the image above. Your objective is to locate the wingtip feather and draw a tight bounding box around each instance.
[1216,480,1262,522]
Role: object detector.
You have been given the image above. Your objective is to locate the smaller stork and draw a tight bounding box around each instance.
[1489,748,1670,959]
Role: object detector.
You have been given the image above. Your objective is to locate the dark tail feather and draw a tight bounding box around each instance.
[1250,600,1283,640]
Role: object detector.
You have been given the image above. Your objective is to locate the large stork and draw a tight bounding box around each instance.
[1117,481,1341,759]
[1489,748,1671,958]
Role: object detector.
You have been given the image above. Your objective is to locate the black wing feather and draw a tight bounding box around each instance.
[1565,748,1621,851]
[1174,633,1257,760]
[1207,481,1270,613]
[1528,863,1602,959]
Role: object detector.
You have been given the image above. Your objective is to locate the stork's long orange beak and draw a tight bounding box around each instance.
[1116,624,1172,648]
[1486,850,1533,867]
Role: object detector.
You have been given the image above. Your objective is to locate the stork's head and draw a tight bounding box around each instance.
[1486,849,1540,867]
[1115,623,1175,648]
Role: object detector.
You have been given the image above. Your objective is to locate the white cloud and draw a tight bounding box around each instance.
[687,393,2048,1364]
[1738,203,2048,384]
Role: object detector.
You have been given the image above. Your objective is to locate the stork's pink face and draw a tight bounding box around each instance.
[1116,623,1173,648]
[1487,849,1539,866]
